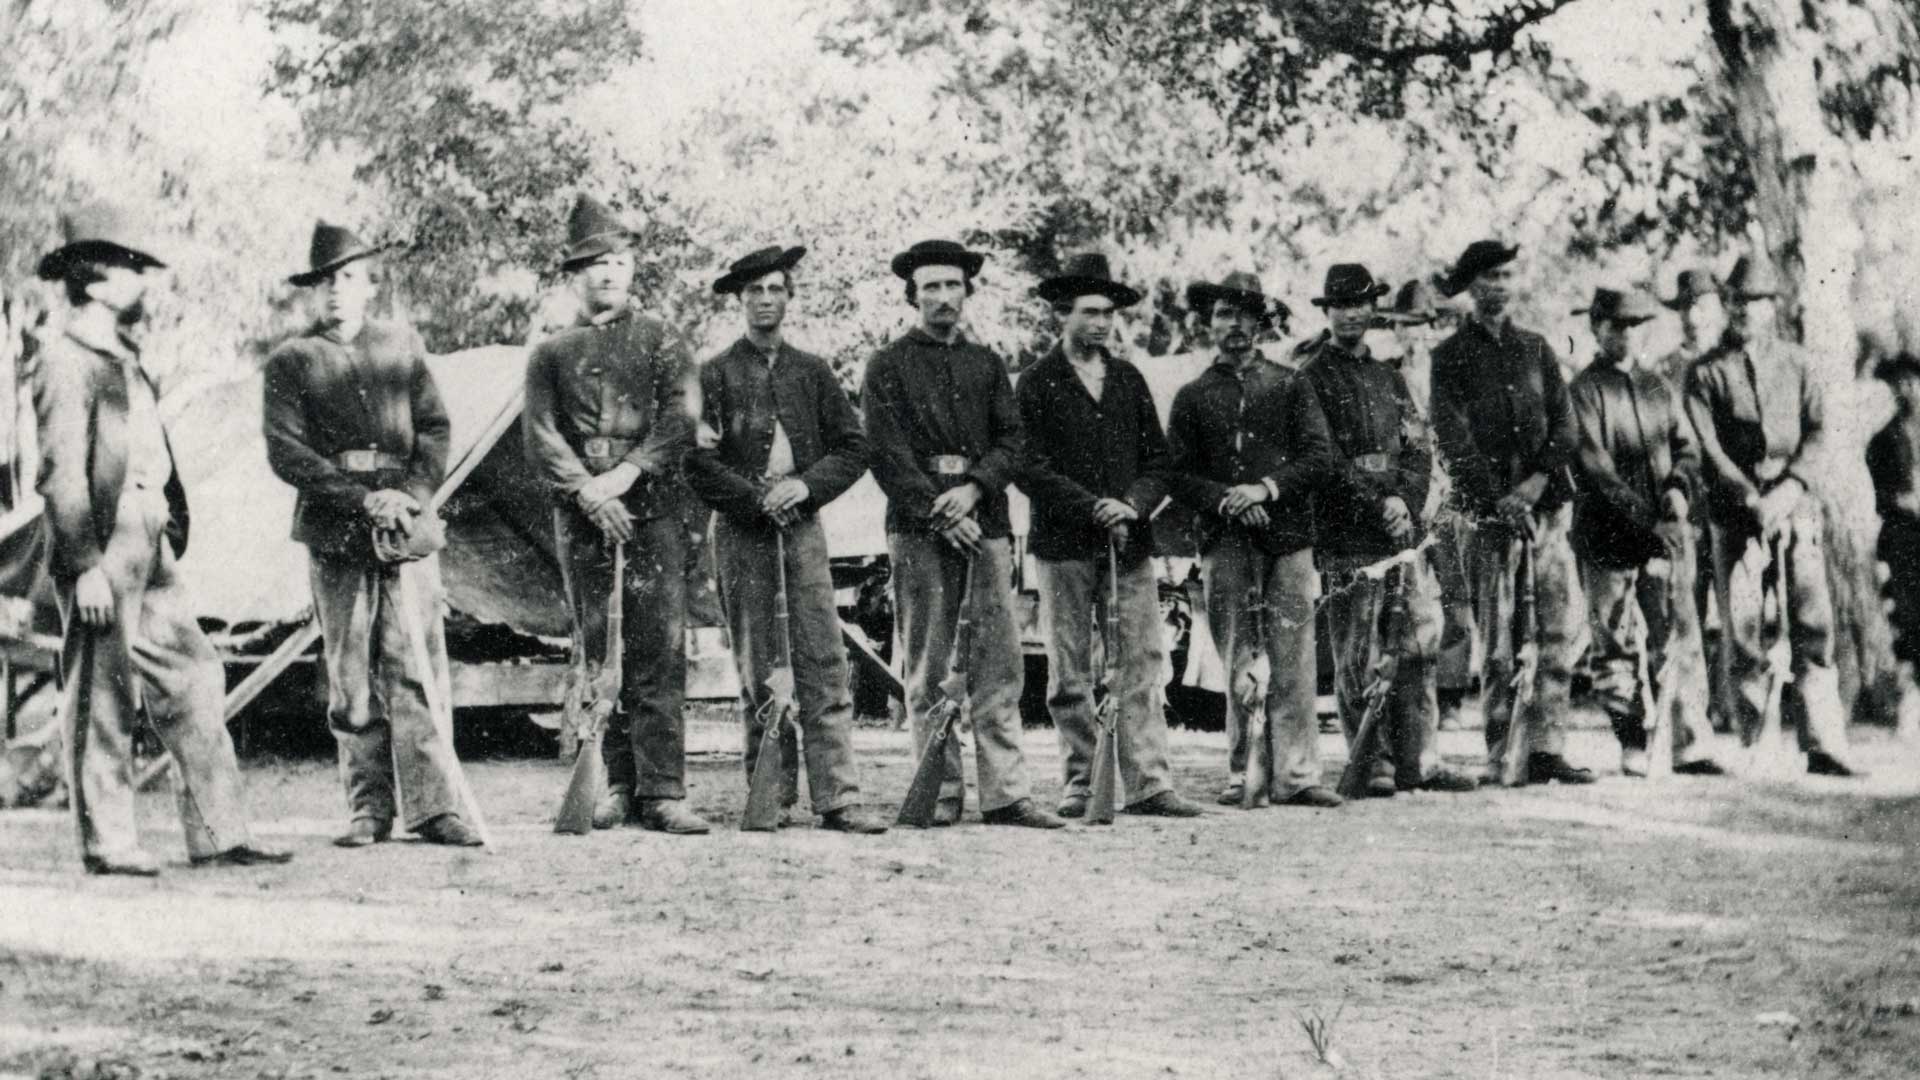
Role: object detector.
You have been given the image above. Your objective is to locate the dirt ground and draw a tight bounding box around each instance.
[3,712,1919,1080]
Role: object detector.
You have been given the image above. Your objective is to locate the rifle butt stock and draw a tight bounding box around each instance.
[553,717,607,835]
[896,711,957,828]
[741,712,789,832]
[1086,711,1117,825]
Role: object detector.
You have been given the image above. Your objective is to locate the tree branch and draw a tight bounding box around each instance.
[1295,0,1590,70]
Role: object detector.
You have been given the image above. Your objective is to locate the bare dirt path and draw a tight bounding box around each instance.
[4,721,1918,1079]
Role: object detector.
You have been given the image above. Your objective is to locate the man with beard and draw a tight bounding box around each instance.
[265,222,480,847]
[683,244,888,834]
[34,205,290,875]
[1168,271,1340,809]
[862,239,1062,829]
[1685,256,1863,777]
[1297,264,1477,797]
[1017,252,1203,820]
[524,195,708,833]
[1568,288,1724,777]
[1430,240,1593,786]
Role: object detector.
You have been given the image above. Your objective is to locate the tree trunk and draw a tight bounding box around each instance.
[1705,0,1920,725]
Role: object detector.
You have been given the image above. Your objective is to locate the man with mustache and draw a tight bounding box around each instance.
[1430,241,1593,786]
[1016,252,1203,820]
[683,244,888,834]
[1685,256,1863,777]
[1568,287,1723,777]
[265,222,480,847]
[524,196,708,833]
[34,205,291,875]
[1297,264,1477,798]
[862,239,1062,829]
[1168,271,1340,809]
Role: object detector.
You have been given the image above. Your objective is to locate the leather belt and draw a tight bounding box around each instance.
[1753,456,1790,483]
[924,454,972,476]
[331,449,404,473]
[581,436,637,461]
[1352,452,1391,474]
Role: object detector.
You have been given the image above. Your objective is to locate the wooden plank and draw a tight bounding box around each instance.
[840,621,903,700]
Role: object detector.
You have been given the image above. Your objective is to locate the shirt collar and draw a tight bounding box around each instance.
[64,308,139,365]
[1468,313,1511,342]
[582,304,630,329]
[906,325,965,349]
[1208,348,1267,377]
[733,335,782,366]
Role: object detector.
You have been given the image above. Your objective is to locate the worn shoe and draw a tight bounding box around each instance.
[1364,775,1398,799]
[1527,752,1597,785]
[1279,786,1344,809]
[1807,750,1867,778]
[1123,790,1205,818]
[1674,758,1727,777]
[333,819,393,848]
[1215,782,1244,806]
[416,814,483,847]
[1412,770,1479,794]
[820,806,890,835]
[636,799,712,835]
[192,843,295,867]
[980,798,1068,829]
[1056,794,1089,819]
[1620,748,1650,778]
[592,787,634,831]
[82,851,161,877]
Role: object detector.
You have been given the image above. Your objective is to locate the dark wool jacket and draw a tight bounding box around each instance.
[1014,343,1170,564]
[263,320,450,562]
[1295,332,1432,561]
[1430,316,1577,518]
[860,327,1022,538]
[522,308,694,522]
[1166,353,1336,557]
[684,336,869,525]
[1569,359,1699,569]
[33,330,189,582]
[1683,333,1827,525]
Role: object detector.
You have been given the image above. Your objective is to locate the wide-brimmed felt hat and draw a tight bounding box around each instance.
[288,221,392,287]
[35,203,167,281]
[1186,271,1290,327]
[713,245,807,295]
[1573,287,1660,325]
[890,238,986,281]
[1310,263,1391,308]
[1439,239,1519,298]
[1035,252,1142,308]
[1723,255,1781,301]
[1384,278,1453,326]
[1660,268,1720,310]
[559,195,635,272]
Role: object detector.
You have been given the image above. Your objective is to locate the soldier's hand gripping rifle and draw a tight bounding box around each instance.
[1085,536,1123,826]
[555,541,626,835]
[896,554,978,828]
[1497,531,1540,788]
[742,531,797,832]
[1336,563,1412,800]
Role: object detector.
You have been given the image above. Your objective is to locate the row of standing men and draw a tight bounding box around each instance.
[30,196,1864,875]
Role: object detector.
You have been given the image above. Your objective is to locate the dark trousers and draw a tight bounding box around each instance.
[1581,534,1720,766]
[555,508,688,799]
[1322,554,1445,787]
[713,515,862,814]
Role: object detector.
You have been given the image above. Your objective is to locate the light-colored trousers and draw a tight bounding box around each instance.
[890,533,1031,813]
[1469,503,1585,765]
[1582,526,1720,766]
[61,491,255,862]
[1202,533,1322,799]
[714,514,862,815]
[1322,553,1445,787]
[1035,551,1174,807]
[310,553,463,831]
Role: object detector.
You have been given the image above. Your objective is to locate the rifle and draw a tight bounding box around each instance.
[1239,579,1272,809]
[741,531,796,832]
[1085,537,1122,826]
[1497,530,1539,787]
[392,565,493,848]
[1336,564,1410,799]
[554,541,625,835]
[1638,562,1677,780]
[896,554,978,828]
[1751,527,1798,777]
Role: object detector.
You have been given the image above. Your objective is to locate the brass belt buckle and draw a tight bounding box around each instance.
[584,437,616,459]
[1353,452,1390,474]
[339,449,379,472]
[927,455,971,476]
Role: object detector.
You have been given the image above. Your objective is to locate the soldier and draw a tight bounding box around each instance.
[265,222,481,848]
[1685,256,1864,777]
[862,239,1061,829]
[1568,288,1724,777]
[1657,269,1724,386]
[1868,352,1920,679]
[1167,270,1340,809]
[524,196,709,833]
[1016,252,1203,820]
[683,244,888,834]
[34,205,290,875]
[1430,240,1593,785]
[1297,264,1477,797]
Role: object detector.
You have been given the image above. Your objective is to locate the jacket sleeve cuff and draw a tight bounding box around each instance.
[1262,477,1280,501]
